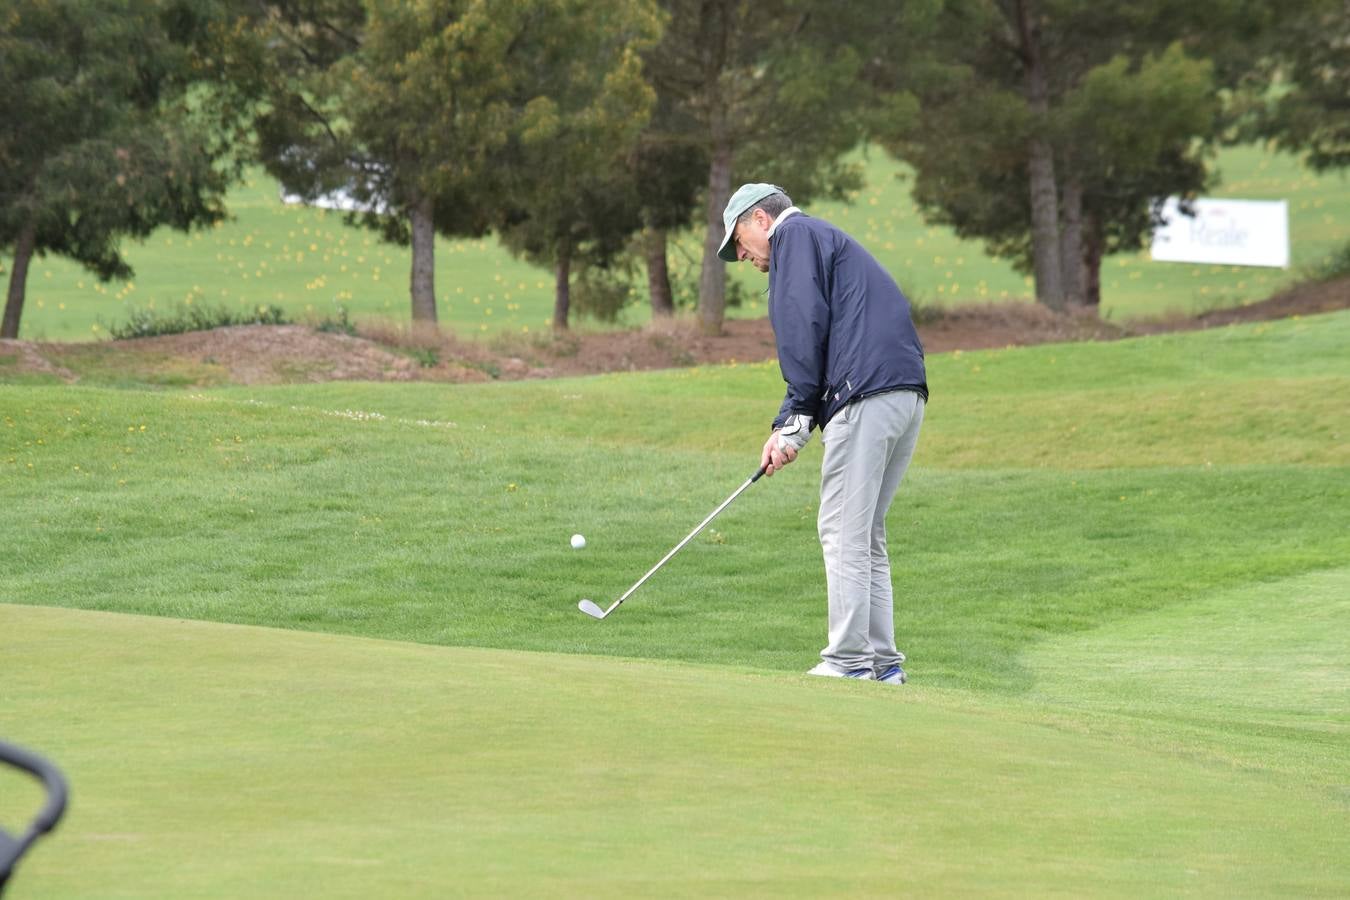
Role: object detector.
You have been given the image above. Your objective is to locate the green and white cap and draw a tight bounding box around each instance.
[718,183,784,262]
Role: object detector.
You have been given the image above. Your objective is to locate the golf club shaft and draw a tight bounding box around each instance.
[607,467,765,613]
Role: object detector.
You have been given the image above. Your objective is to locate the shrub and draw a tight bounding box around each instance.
[103,303,289,339]
[314,303,356,336]
[1302,240,1350,282]
[572,265,635,323]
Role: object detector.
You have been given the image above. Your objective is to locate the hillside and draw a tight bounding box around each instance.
[2,274,1345,387]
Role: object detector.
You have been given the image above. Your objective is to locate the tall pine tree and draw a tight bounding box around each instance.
[870,0,1273,312]
[0,0,242,338]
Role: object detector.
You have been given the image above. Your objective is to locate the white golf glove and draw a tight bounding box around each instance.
[776,414,814,453]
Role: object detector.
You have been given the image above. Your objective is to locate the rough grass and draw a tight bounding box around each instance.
[3,313,1345,685]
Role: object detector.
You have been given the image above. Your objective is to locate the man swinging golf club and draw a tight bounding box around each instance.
[720,183,927,683]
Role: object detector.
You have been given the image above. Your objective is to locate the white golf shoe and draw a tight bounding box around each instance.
[806,662,875,680]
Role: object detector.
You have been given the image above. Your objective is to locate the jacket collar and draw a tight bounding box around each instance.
[767,206,802,240]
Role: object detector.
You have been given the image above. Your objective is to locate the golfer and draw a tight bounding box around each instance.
[719,183,928,683]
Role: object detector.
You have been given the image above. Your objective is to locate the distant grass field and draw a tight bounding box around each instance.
[2,313,1346,895]
[8,144,1348,342]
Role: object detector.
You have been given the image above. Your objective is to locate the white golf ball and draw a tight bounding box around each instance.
[570,534,587,550]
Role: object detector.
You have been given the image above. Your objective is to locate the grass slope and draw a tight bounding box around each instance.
[1023,566,1350,783]
[2,314,1346,895]
[2,603,1345,898]
[9,145,1349,341]
[3,314,1346,687]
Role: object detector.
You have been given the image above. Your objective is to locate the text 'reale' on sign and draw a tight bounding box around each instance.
[1150,197,1290,268]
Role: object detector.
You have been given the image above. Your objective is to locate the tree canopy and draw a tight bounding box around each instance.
[872,0,1267,311]
[1245,0,1350,172]
[4,0,1341,336]
[0,0,241,338]
[491,0,660,330]
[642,0,873,334]
[253,0,659,328]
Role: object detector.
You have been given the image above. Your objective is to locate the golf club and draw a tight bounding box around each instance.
[578,466,767,620]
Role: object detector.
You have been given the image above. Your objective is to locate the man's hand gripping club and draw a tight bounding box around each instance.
[760,413,813,476]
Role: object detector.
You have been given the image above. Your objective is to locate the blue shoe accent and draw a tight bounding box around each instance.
[876,664,907,684]
[845,668,872,678]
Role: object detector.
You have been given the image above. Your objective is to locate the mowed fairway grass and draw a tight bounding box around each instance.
[2,312,1348,896]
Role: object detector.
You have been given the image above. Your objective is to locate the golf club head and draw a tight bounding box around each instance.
[577,599,607,619]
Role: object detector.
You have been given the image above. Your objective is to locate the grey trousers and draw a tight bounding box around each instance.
[817,389,925,672]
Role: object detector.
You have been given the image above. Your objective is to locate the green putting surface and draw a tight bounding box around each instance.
[3,602,1344,898]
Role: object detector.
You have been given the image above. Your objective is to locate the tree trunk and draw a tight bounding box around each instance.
[1016,0,1064,311]
[2,220,37,340]
[1082,214,1103,308]
[1026,136,1064,309]
[552,237,572,332]
[698,140,733,336]
[409,193,437,323]
[644,223,674,319]
[1059,175,1086,307]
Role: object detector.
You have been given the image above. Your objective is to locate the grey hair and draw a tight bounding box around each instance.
[736,190,793,225]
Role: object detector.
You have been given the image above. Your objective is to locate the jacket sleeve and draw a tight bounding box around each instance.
[769,224,831,429]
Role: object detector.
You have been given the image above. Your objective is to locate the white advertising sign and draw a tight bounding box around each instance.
[280,188,385,214]
[1150,197,1289,268]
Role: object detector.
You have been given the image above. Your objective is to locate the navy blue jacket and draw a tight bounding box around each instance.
[768,213,927,430]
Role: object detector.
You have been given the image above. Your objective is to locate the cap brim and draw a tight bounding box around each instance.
[717,229,738,263]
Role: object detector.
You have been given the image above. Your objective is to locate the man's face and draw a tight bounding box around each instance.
[733,208,772,273]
